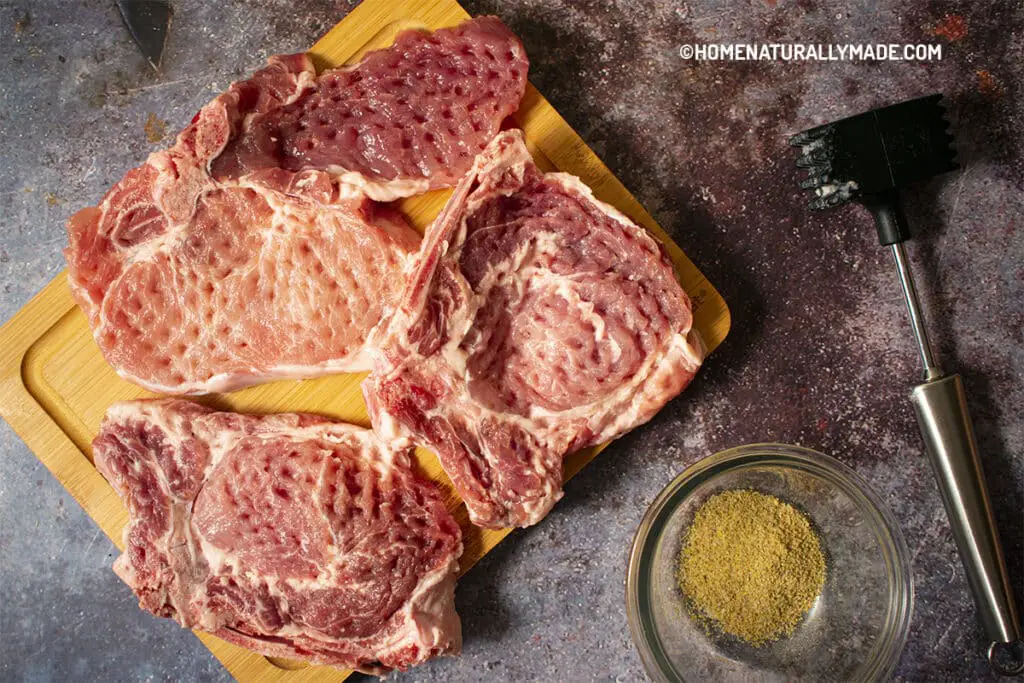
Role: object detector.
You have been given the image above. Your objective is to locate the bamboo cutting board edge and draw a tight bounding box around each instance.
[0,0,731,680]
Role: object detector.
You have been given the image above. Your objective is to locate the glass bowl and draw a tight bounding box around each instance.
[626,444,912,682]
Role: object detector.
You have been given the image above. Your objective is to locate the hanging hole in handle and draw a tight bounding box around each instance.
[987,640,1024,677]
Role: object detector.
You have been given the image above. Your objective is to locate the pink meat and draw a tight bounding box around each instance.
[64,17,529,395]
[212,17,529,201]
[363,130,705,529]
[93,399,463,675]
[67,175,417,394]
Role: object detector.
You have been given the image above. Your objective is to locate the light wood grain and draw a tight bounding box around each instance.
[0,0,730,680]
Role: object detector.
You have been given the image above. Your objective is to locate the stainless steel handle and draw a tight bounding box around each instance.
[911,374,1023,675]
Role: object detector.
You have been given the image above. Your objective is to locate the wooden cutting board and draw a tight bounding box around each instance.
[0,0,730,679]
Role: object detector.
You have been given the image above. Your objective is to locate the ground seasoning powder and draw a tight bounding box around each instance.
[677,489,826,646]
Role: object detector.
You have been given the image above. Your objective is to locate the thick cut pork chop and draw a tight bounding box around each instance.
[65,17,528,395]
[364,130,705,529]
[94,399,463,674]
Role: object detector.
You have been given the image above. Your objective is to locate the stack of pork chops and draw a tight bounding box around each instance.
[65,16,704,676]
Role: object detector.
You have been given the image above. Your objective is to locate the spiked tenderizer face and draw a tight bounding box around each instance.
[790,94,957,243]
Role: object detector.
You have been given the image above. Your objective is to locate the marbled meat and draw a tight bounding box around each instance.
[363,130,705,529]
[93,399,463,674]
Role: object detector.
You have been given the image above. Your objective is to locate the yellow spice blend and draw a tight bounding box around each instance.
[677,489,826,646]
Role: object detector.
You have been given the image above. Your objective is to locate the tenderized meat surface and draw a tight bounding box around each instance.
[93,399,463,675]
[65,17,528,395]
[363,130,705,529]
[213,17,529,200]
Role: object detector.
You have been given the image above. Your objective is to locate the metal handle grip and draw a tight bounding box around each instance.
[911,374,1023,675]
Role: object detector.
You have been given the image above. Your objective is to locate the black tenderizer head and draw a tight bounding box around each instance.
[789,93,958,212]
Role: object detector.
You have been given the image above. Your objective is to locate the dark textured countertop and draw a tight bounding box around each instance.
[1,0,1021,680]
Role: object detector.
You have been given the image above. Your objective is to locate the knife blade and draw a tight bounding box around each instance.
[115,0,173,71]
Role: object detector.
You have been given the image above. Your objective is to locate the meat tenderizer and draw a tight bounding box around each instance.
[790,94,1022,675]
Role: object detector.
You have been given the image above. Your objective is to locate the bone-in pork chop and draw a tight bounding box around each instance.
[363,130,705,529]
[212,17,529,201]
[93,399,463,674]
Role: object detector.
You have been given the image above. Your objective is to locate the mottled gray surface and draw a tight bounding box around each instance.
[1,0,1021,681]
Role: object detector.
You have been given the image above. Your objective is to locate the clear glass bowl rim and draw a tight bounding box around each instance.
[625,443,914,683]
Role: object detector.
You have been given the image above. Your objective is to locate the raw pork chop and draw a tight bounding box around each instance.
[364,130,705,529]
[67,183,418,394]
[212,17,529,201]
[65,17,528,395]
[93,399,463,674]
